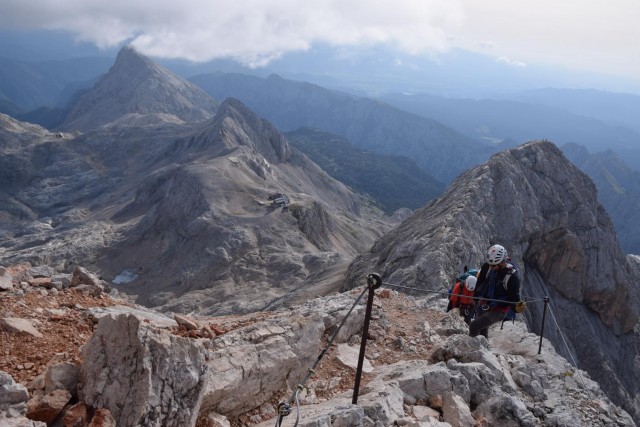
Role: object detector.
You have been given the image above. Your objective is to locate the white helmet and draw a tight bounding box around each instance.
[487,244,506,265]
[465,275,477,291]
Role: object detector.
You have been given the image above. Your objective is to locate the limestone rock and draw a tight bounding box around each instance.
[0,277,13,291]
[175,314,200,331]
[0,318,43,338]
[86,305,178,329]
[0,371,29,417]
[80,314,207,427]
[200,311,324,416]
[44,362,79,397]
[474,395,538,427]
[70,266,100,288]
[441,391,474,427]
[28,266,53,279]
[0,269,13,291]
[335,343,373,373]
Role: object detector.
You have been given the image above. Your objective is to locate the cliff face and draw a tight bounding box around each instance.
[344,140,640,422]
[562,142,640,254]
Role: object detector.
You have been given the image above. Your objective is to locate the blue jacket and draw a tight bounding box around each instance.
[475,262,520,310]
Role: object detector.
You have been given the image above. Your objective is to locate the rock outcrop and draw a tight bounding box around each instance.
[0,289,635,427]
[79,293,365,426]
[1,265,636,426]
[344,140,640,423]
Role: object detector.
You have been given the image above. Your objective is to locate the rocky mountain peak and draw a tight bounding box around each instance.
[200,97,292,164]
[344,139,640,422]
[348,140,637,331]
[60,45,218,132]
[112,44,160,75]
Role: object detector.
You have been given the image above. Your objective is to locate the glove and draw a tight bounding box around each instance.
[514,301,527,313]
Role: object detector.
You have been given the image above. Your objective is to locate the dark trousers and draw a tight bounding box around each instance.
[459,304,475,325]
[469,309,506,338]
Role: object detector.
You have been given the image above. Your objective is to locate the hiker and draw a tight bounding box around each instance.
[469,244,524,338]
[446,269,479,324]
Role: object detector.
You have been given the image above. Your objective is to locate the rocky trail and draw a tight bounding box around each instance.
[0,263,635,426]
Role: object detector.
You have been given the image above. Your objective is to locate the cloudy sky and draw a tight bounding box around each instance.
[2,0,639,80]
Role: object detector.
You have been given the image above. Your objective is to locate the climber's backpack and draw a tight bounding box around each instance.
[449,268,479,307]
[458,268,479,284]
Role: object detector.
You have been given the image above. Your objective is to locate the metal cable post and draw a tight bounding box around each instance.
[538,296,549,354]
[352,272,381,404]
[274,281,370,425]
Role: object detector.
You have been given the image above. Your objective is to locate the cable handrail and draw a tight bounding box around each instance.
[548,306,593,400]
[381,281,546,305]
[274,274,596,426]
[274,285,370,427]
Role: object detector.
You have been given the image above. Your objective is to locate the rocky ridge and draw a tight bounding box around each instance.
[344,140,640,423]
[189,72,490,185]
[0,263,635,427]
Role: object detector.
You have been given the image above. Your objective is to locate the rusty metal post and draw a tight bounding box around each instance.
[538,296,550,354]
[352,273,382,404]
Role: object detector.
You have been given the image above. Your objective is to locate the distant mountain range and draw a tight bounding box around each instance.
[562,143,640,254]
[285,127,445,213]
[497,88,640,134]
[189,72,487,184]
[378,92,640,167]
[0,56,112,110]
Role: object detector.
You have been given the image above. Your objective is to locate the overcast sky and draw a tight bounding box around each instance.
[2,0,639,80]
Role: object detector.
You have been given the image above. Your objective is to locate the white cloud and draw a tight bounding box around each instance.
[496,56,526,68]
[1,0,640,79]
[0,0,463,66]
[453,0,640,78]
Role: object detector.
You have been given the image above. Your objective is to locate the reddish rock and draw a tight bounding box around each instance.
[88,408,117,427]
[429,394,443,410]
[26,389,71,423]
[174,314,199,331]
[63,402,89,427]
